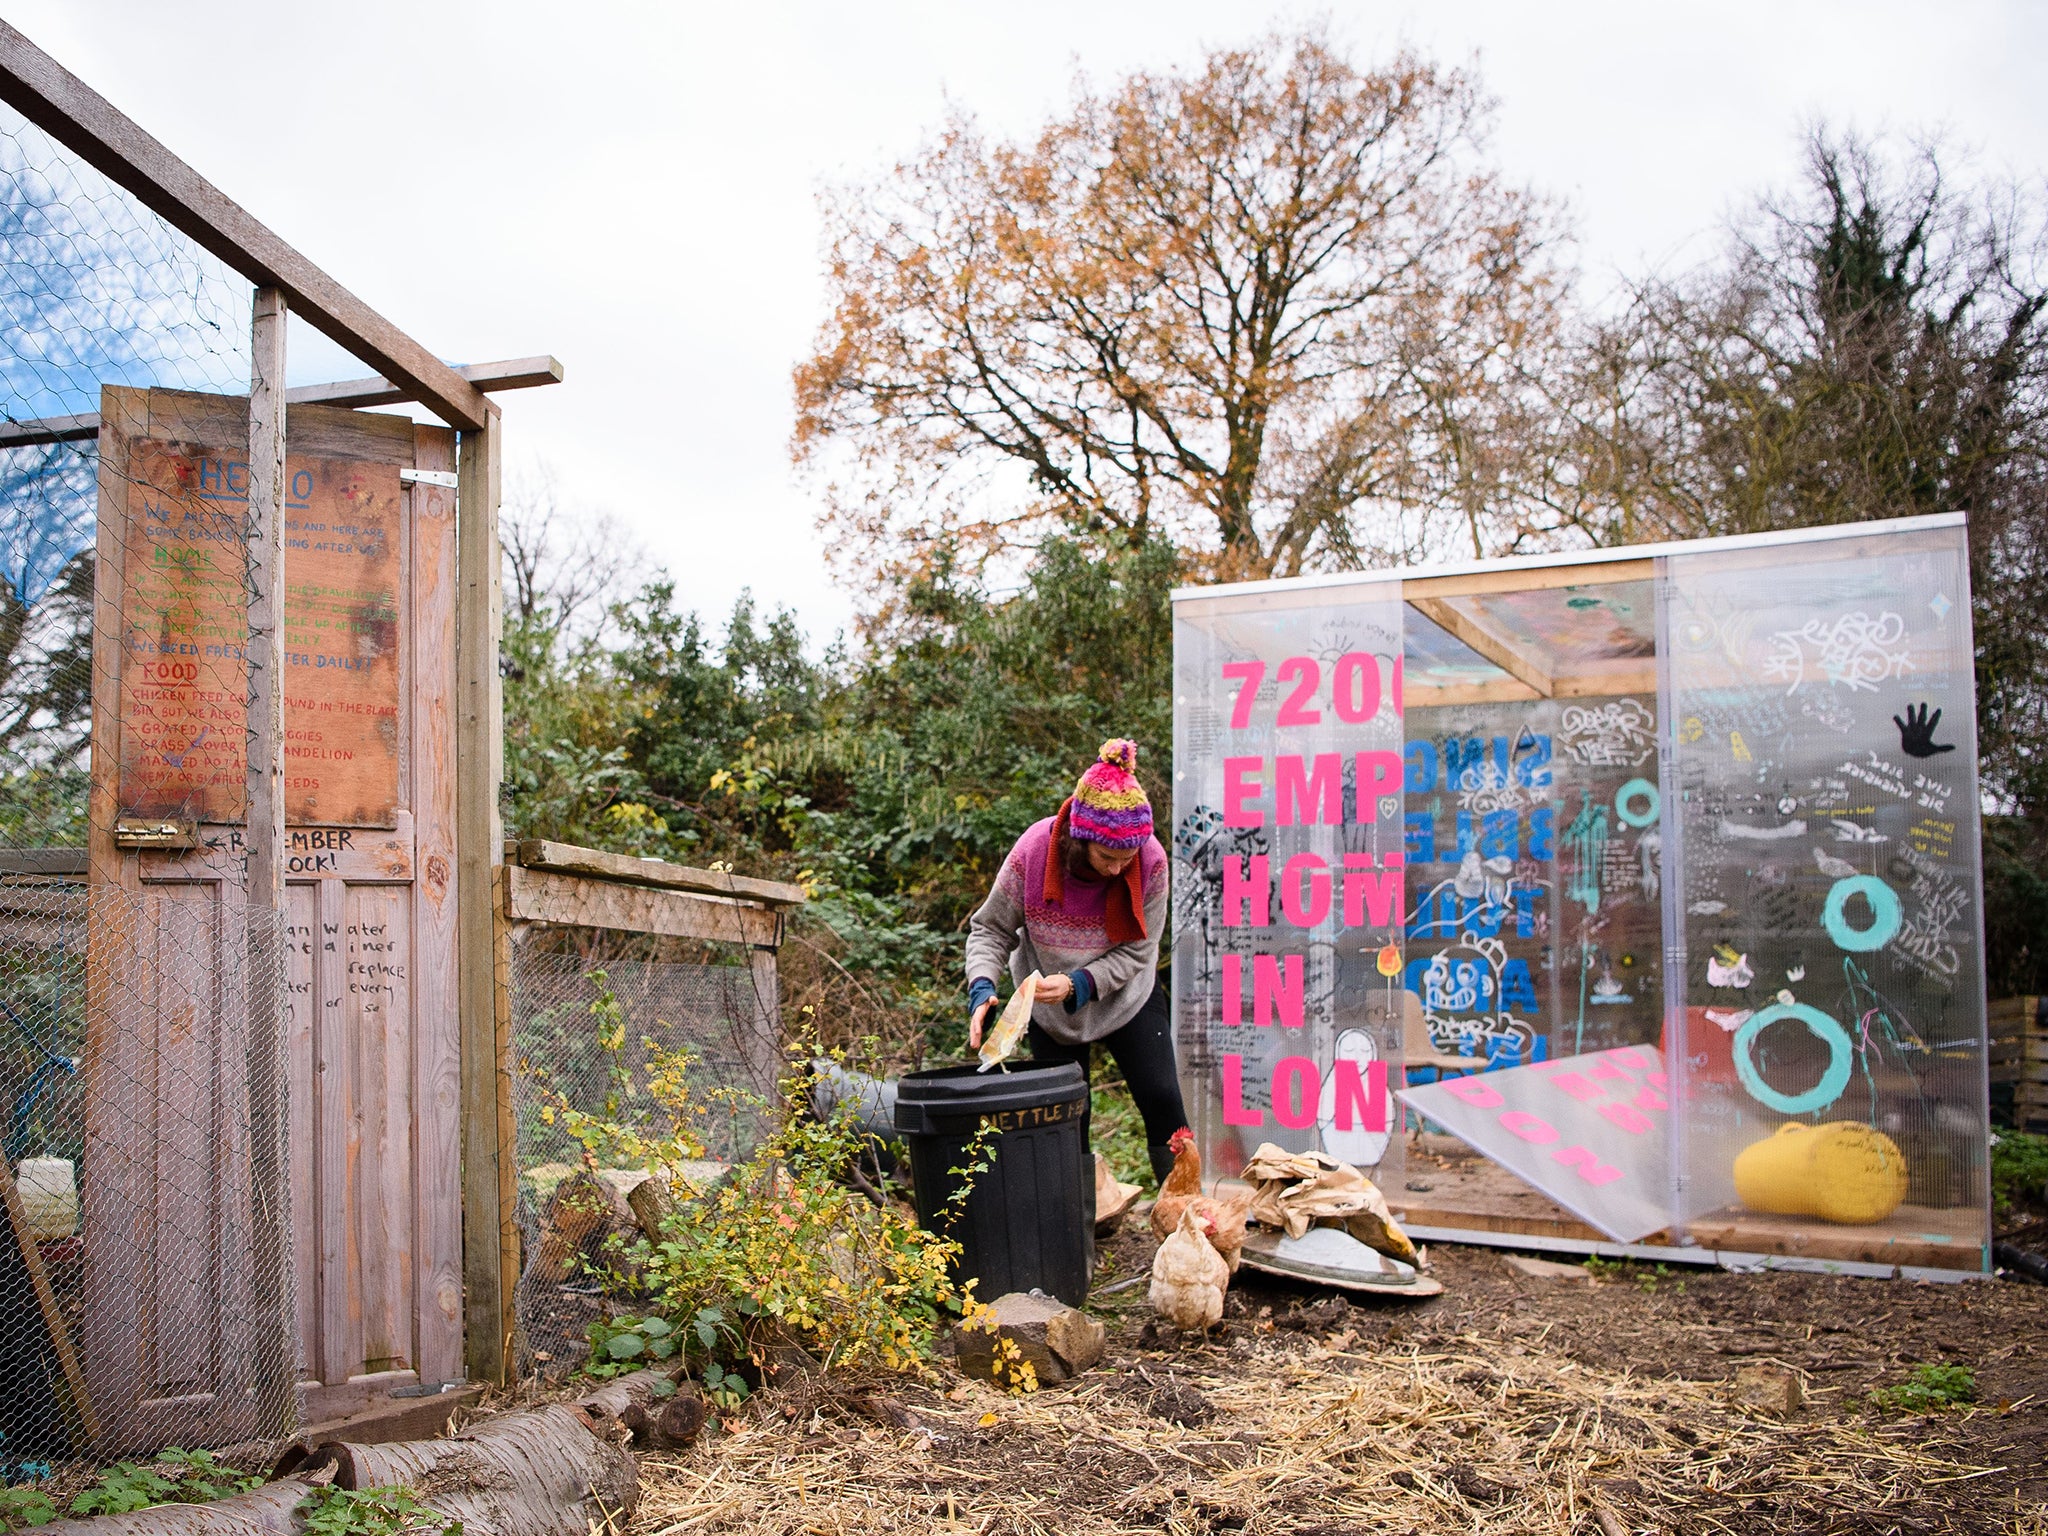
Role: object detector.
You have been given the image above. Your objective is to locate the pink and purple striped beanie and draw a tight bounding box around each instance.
[1068,739,1153,848]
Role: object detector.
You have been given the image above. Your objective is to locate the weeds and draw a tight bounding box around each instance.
[0,1451,261,1531]
[297,1484,461,1536]
[554,978,964,1385]
[1870,1363,1977,1413]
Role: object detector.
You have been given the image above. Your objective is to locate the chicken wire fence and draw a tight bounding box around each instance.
[0,873,294,1476]
[0,101,256,855]
[509,930,783,1374]
[0,102,304,1477]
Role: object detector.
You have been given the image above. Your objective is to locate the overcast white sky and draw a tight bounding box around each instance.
[11,1,2045,646]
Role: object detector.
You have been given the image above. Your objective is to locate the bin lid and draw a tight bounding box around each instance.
[894,1061,1087,1125]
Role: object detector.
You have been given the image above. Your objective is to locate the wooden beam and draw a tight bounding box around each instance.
[1554,660,1659,699]
[280,356,564,412]
[0,360,563,450]
[0,848,87,875]
[0,20,490,431]
[1406,678,1542,709]
[456,405,507,1386]
[1408,595,1556,697]
[508,839,808,909]
[1402,558,1655,601]
[1406,659,1658,710]
[504,865,784,948]
[0,410,98,449]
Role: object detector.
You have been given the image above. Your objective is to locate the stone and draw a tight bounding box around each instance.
[1731,1363,1805,1414]
[952,1291,1106,1386]
[1502,1254,1593,1282]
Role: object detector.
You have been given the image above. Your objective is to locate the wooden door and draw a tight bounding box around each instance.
[86,386,460,1445]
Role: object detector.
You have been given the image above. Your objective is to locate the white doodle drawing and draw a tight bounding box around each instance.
[1688,899,1727,915]
[1812,846,1859,880]
[1775,988,1796,1005]
[1705,1007,1753,1033]
[1894,871,1968,982]
[1706,952,1754,988]
[1458,780,1539,815]
[1830,819,1888,844]
[1760,611,1913,696]
[1589,968,1632,1004]
[1558,699,1657,767]
[1719,818,1808,842]
[1839,753,1910,799]
[1798,690,1856,734]
[1787,965,1806,982]
[1911,772,1952,815]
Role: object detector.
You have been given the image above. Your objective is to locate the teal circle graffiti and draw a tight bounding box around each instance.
[1614,778,1660,828]
[1821,874,1902,952]
[1733,1002,1854,1116]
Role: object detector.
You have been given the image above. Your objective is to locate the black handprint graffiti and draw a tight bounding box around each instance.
[1893,702,1955,759]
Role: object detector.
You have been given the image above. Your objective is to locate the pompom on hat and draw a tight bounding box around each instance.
[1068,738,1153,848]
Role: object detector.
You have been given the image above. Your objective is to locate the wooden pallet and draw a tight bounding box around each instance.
[1390,1135,1988,1274]
[1989,996,2048,1132]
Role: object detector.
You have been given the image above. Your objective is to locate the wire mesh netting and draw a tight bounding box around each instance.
[509,929,782,1373]
[0,874,292,1473]
[0,97,305,1478]
[0,103,255,851]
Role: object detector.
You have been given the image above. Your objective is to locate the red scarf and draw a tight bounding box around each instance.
[1043,798,1147,944]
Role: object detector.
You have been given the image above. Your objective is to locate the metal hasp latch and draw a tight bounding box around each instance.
[113,817,198,849]
[399,468,459,489]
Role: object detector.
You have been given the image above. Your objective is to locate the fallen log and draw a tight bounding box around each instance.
[281,1403,636,1536]
[25,1479,321,1536]
[575,1367,707,1451]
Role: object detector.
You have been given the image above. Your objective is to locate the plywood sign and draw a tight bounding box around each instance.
[115,440,402,827]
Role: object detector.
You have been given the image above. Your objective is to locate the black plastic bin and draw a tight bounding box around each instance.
[894,1061,1092,1306]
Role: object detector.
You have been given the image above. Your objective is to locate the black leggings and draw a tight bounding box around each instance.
[1028,968,1187,1182]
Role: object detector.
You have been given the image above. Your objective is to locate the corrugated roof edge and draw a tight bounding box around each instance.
[1169,511,1969,607]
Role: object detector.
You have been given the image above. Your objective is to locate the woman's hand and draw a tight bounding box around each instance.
[1034,973,1074,1005]
[969,998,995,1049]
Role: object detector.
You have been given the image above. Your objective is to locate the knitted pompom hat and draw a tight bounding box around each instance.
[1068,738,1153,848]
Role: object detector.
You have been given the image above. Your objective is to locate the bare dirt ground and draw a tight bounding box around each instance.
[626,1224,2048,1536]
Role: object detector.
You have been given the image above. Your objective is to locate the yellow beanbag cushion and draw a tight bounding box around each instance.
[1732,1121,1909,1225]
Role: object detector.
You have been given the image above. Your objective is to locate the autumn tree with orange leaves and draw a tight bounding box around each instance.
[794,31,1579,589]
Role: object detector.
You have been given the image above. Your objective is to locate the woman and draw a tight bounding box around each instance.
[966,739,1187,1183]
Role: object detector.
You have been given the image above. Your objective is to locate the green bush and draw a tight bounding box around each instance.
[1990,1130,2048,1217]
[551,980,965,1380]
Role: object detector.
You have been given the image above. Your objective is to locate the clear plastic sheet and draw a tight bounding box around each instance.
[1173,520,1991,1272]
[1659,524,1988,1263]
[1171,581,1407,1190]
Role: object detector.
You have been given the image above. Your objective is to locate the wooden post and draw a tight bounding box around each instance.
[457,403,513,1384]
[246,288,287,909]
[244,286,295,1429]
